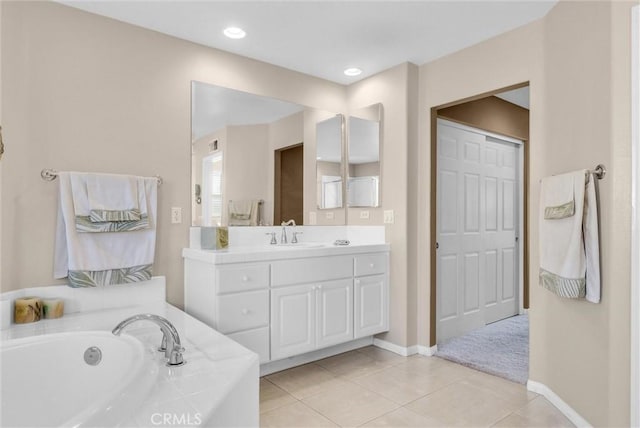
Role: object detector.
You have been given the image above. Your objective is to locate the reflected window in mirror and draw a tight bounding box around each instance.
[347,104,382,208]
[202,152,223,226]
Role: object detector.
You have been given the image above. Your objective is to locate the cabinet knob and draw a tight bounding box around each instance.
[241,309,249,315]
[318,284,323,290]
[311,285,316,291]
[242,275,249,282]
[369,263,375,268]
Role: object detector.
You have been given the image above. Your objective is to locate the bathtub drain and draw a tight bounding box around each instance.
[84,346,102,366]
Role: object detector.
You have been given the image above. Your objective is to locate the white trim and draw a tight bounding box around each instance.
[372,339,438,357]
[373,338,418,356]
[260,337,373,376]
[438,118,524,146]
[631,5,640,427]
[417,344,438,356]
[527,380,592,428]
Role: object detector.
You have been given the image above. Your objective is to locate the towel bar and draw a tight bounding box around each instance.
[40,169,163,185]
[591,164,606,180]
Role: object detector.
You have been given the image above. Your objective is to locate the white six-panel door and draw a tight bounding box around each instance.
[436,120,520,342]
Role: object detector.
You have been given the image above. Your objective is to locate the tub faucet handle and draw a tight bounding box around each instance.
[265,232,277,245]
[292,231,303,244]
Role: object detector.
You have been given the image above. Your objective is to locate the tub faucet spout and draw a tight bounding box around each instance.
[112,313,186,366]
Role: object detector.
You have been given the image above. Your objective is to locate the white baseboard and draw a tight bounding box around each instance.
[526,380,591,428]
[373,339,437,357]
[418,344,438,356]
[260,337,373,376]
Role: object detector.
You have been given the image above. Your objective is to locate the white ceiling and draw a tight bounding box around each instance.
[59,1,557,85]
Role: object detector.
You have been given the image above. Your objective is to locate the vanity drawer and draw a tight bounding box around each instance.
[228,327,270,364]
[271,255,353,287]
[354,253,387,277]
[216,289,269,334]
[216,263,269,294]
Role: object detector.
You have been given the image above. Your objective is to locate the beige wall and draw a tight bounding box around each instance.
[438,96,530,142]
[0,1,346,307]
[267,111,304,226]
[225,124,269,225]
[416,1,634,425]
[347,62,418,346]
[532,1,633,425]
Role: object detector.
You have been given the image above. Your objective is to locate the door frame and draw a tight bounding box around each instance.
[429,82,530,346]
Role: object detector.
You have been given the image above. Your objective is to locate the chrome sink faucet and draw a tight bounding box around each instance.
[112,313,186,366]
[280,219,296,244]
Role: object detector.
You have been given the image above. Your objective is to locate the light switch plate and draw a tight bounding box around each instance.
[384,210,394,224]
[309,211,317,225]
[360,210,370,219]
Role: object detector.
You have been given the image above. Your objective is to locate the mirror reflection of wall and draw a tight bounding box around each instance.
[347,104,382,216]
[191,81,345,226]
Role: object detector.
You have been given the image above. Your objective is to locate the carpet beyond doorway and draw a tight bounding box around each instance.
[435,314,529,384]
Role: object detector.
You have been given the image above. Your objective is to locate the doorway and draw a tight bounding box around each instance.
[274,143,303,225]
[430,84,530,383]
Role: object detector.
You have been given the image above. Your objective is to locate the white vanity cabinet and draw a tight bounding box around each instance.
[271,278,353,360]
[183,244,389,370]
[184,260,271,363]
[354,254,389,338]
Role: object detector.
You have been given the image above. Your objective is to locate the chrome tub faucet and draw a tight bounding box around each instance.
[112,313,186,366]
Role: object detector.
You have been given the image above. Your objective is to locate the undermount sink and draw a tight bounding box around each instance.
[269,243,325,249]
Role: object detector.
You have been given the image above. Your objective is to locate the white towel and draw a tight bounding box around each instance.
[539,170,601,303]
[70,172,148,224]
[228,200,259,226]
[54,172,158,287]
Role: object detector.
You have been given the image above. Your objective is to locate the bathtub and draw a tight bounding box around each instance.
[1,331,159,427]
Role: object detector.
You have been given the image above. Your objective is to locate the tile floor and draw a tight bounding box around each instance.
[260,347,574,427]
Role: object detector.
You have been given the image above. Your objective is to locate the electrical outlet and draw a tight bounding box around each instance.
[326,211,335,220]
[171,207,182,224]
[309,211,317,225]
[384,210,394,224]
[360,210,370,219]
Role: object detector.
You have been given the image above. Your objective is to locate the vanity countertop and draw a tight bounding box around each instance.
[182,242,390,264]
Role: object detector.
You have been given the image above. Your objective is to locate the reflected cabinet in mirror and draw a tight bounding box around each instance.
[347,103,382,208]
[191,81,345,227]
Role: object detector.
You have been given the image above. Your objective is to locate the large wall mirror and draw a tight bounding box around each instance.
[191,81,345,227]
[347,103,382,208]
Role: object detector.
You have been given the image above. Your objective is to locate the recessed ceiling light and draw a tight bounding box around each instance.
[343,67,362,77]
[224,27,246,39]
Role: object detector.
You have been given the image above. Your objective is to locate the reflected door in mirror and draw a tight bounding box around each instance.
[275,143,304,225]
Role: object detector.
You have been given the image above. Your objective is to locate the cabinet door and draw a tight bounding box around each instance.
[271,284,316,360]
[316,279,353,349]
[354,274,389,338]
